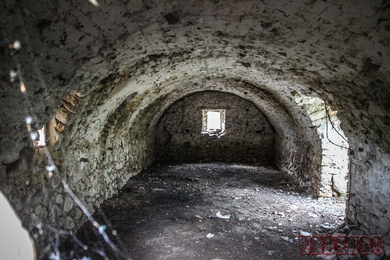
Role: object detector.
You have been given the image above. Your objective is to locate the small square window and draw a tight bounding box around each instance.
[202,109,226,136]
[206,112,221,130]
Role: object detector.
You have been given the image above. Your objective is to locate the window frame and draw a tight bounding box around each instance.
[201,109,226,136]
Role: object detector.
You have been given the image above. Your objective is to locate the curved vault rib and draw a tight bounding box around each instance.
[1,0,389,257]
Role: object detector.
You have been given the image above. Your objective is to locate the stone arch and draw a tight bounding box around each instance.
[1,0,390,257]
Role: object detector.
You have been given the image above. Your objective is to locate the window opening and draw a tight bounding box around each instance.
[206,112,221,130]
[202,109,226,136]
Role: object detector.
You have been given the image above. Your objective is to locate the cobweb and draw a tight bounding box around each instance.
[4,0,134,259]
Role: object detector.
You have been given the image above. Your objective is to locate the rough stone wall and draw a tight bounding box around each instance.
[0,74,325,257]
[347,137,390,244]
[1,0,390,256]
[317,115,349,197]
[146,79,322,192]
[294,95,349,197]
[1,0,389,167]
[155,91,276,165]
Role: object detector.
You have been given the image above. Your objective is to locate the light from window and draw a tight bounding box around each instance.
[206,112,221,130]
[202,109,226,136]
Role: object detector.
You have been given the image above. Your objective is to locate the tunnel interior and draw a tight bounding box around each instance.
[1,0,390,259]
[154,90,278,165]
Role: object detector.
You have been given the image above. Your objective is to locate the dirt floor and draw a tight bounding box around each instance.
[73,163,349,260]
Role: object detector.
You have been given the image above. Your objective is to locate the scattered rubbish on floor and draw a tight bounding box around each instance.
[299,230,311,236]
[216,211,230,219]
[187,177,201,182]
[194,215,203,220]
[206,233,214,238]
[320,224,333,229]
[194,215,204,222]
[75,163,346,260]
[280,236,289,242]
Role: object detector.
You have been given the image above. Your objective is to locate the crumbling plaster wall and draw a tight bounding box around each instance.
[155,91,276,164]
[347,136,390,239]
[1,0,390,256]
[294,95,350,197]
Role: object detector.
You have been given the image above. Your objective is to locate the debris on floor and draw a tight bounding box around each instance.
[75,163,349,260]
[216,211,231,220]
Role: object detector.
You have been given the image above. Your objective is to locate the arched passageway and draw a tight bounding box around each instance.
[0,0,389,259]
